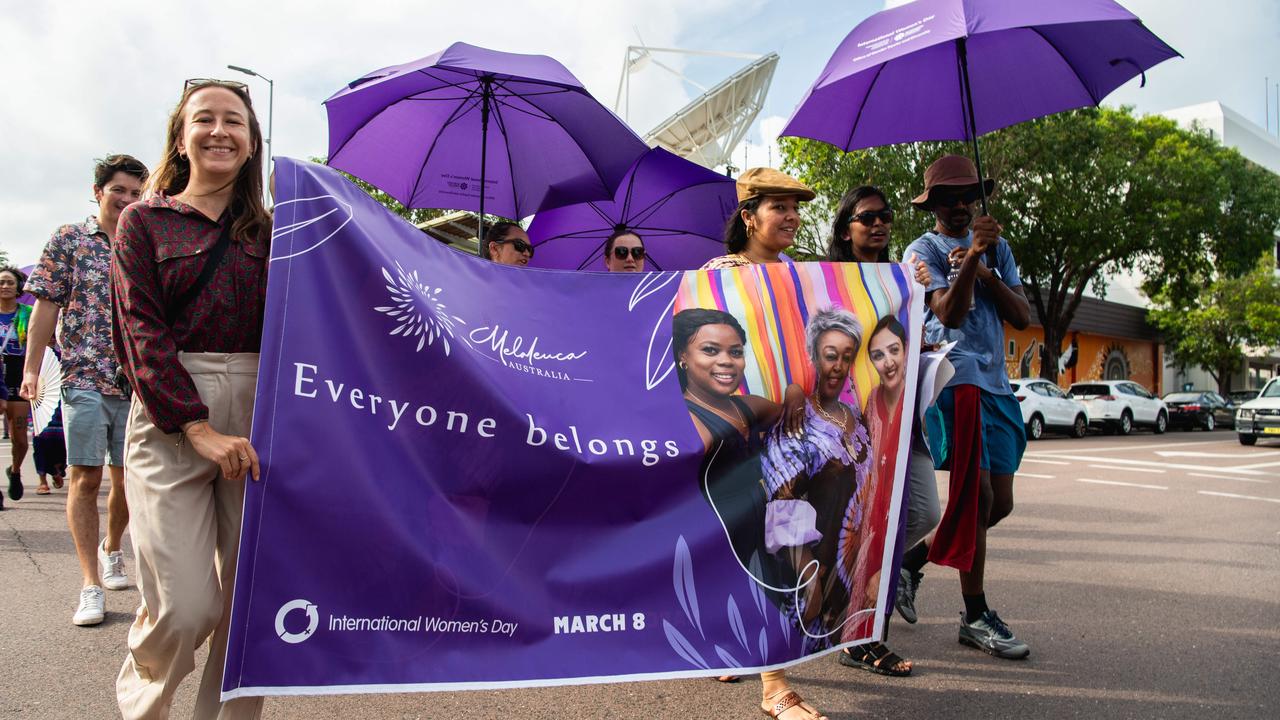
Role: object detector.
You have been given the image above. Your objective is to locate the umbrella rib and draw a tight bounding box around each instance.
[511,81,617,197]
[490,77,560,121]
[326,69,468,161]
[407,84,485,206]
[488,91,522,219]
[844,62,889,152]
[1028,27,1101,105]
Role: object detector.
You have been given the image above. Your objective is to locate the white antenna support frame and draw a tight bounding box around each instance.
[617,47,778,171]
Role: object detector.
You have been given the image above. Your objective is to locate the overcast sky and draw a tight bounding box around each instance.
[2,0,1277,265]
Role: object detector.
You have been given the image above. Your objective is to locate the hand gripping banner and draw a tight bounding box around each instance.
[222,157,923,698]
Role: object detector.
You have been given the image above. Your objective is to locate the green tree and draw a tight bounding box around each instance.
[780,107,1280,381]
[1151,254,1280,394]
[309,156,449,226]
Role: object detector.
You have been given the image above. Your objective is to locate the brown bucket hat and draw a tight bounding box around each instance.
[911,154,995,209]
[736,167,816,204]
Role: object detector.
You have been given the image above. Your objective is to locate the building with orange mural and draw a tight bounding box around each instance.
[1003,297,1162,395]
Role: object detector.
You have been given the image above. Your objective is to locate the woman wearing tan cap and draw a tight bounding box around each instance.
[702,168,828,720]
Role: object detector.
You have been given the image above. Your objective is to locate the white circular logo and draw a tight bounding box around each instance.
[275,599,319,644]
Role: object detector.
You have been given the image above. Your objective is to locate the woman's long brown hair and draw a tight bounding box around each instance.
[149,80,271,244]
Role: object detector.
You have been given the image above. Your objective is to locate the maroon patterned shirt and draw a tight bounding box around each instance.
[111,194,269,433]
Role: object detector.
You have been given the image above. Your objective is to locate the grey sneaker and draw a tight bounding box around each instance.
[895,568,921,624]
[959,610,1030,659]
[72,585,106,626]
[98,538,129,591]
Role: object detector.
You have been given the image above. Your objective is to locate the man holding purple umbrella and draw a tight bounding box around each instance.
[902,154,1031,660]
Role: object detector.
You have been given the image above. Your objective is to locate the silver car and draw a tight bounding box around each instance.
[1235,378,1280,446]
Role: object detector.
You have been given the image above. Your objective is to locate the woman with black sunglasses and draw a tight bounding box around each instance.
[825,185,939,678]
[485,222,533,266]
[602,229,646,272]
[825,185,894,263]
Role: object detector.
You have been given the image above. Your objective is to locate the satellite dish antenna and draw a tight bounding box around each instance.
[616,46,779,171]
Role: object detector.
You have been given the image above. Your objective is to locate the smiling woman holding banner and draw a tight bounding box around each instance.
[110,78,270,720]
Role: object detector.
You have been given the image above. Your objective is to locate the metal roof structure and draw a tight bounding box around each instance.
[416,211,481,255]
[616,46,779,170]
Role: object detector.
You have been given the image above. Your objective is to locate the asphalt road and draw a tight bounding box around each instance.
[3,428,1277,719]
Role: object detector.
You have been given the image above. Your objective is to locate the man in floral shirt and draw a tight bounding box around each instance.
[22,154,148,626]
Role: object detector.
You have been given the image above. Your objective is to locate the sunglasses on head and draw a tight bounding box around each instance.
[496,238,534,256]
[930,186,982,207]
[611,246,646,261]
[852,209,894,226]
[184,78,250,93]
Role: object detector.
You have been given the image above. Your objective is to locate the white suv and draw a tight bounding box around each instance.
[1010,379,1090,440]
[1068,380,1168,435]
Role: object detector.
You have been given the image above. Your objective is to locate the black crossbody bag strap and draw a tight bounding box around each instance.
[166,216,235,326]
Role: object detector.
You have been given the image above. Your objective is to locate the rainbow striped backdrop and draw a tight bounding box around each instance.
[673,262,918,409]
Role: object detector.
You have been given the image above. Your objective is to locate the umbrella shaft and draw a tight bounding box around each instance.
[479,77,492,245]
[955,38,989,216]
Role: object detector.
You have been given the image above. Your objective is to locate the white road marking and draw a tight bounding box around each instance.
[1197,491,1280,504]
[1155,450,1277,459]
[1188,472,1270,484]
[1026,454,1270,476]
[1018,473,1055,479]
[1088,464,1165,474]
[1022,458,1070,466]
[1224,460,1280,471]
[1076,478,1168,490]
[1029,439,1227,456]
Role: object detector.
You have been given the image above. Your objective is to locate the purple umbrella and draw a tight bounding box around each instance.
[325,42,648,238]
[18,264,36,306]
[782,0,1179,214]
[526,148,736,271]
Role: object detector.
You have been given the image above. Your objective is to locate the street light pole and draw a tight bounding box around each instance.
[227,64,273,202]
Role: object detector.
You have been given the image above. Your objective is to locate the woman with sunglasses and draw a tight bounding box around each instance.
[111,78,269,719]
[485,222,533,266]
[603,229,646,271]
[825,186,939,678]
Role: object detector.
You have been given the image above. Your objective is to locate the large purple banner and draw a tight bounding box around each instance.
[223,157,922,698]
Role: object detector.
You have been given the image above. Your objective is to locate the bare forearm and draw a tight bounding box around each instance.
[932,256,982,328]
[22,298,60,375]
[991,283,1030,329]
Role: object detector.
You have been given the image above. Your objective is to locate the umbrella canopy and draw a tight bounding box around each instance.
[325,42,648,228]
[17,264,36,306]
[527,148,736,271]
[782,0,1180,151]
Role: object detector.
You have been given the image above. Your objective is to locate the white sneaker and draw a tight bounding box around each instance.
[98,538,129,590]
[73,585,105,626]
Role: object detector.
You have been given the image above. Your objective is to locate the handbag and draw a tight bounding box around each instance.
[764,499,823,554]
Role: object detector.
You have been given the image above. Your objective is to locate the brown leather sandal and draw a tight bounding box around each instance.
[760,689,825,719]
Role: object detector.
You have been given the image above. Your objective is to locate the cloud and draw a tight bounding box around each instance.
[0,0,737,264]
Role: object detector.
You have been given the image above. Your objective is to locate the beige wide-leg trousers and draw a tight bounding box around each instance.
[116,353,264,720]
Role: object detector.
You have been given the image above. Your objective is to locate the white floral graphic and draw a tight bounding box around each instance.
[374,262,466,355]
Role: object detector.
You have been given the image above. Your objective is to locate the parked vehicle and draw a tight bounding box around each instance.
[1162,391,1233,431]
[1010,379,1090,439]
[1228,389,1260,406]
[1235,378,1280,446]
[1067,380,1168,435]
